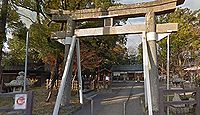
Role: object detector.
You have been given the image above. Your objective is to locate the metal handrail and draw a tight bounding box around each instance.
[123,82,135,115]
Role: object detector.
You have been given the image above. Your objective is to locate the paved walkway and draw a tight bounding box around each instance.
[72,81,144,115]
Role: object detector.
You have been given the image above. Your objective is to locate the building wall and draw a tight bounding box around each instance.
[112,72,143,81]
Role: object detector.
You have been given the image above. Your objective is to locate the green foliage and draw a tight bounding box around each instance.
[6,36,26,65]
[45,0,113,10]
[93,0,111,9]
[29,22,63,58]
[12,0,38,11]
[2,2,29,66]
[6,0,128,71]
[157,8,200,75]
[80,34,127,68]
[45,0,62,10]
[136,43,143,64]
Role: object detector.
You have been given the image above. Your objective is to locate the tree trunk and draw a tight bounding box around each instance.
[0,0,8,92]
[46,66,56,101]
[46,57,60,102]
[36,0,41,24]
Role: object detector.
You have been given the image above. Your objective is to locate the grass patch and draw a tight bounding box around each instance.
[0,87,80,115]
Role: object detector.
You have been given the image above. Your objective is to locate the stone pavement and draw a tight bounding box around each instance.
[72,81,144,115]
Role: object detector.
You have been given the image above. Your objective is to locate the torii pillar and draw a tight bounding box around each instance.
[61,17,75,106]
[49,1,186,114]
[146,11,159,114]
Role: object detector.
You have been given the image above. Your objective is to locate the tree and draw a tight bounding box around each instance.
[136,43,143,64]
[0,0,30,91]
[0,0,8,91]
[6,0,128,103]
[4,19,28,65]
[157,8,200,79]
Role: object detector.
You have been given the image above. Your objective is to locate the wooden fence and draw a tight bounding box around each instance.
[45,79,61,89]
[46,79,97,92]
[0,91,34,115]
[159,88,200,115]
[45,79,79,91]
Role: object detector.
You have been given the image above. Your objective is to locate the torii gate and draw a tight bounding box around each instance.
[48,0,185,115]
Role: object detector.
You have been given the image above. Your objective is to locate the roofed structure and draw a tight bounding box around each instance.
[111,64,143,81]
[111,64,143,73]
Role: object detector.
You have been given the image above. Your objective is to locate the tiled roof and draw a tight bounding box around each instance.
[111,64,143,72]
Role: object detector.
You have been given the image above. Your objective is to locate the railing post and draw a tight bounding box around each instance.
[91,99,94,115]
[123,102,126,115]
[196,88,200,115]
[159,88,165,115]
[25,91,34,115]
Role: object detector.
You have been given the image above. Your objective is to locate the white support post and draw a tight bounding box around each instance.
[53,36,76,115]
[142,32,147,108]
[76,38,83,104]
[142,31,153,115]
[167,34,170,115]
[167,35,170,90]
[24,31,29,92]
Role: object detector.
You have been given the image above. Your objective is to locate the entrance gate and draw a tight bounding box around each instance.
[48,0,185,115]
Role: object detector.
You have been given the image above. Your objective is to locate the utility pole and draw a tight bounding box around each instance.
[167,35,170,115]
[145,11,159,114]
[24,31,29,92]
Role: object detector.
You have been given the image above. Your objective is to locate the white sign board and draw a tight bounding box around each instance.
[14,94,27,110]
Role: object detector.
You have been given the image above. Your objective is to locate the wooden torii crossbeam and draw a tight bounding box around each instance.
[49,0,185,115]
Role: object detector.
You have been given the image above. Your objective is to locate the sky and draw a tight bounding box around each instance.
[120,0,200,54]
[120,0,200,10]
[18,8,36,29]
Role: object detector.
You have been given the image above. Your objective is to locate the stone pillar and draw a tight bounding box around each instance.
[61,17,75,106]
[104,18,113,27]
[145,11,159,114]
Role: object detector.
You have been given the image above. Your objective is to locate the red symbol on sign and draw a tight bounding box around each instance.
[16,97,25,105]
